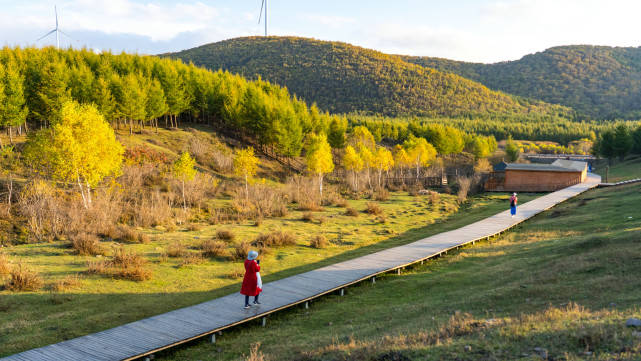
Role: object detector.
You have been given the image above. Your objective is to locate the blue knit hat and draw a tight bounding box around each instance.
[247,250,258,260]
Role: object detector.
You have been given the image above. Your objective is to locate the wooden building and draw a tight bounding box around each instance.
[486,159,588,192]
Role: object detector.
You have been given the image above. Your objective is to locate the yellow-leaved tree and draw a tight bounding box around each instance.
[342,145,363,190]
[173,151,197,210]
[305,133,334,199]
[233,147,260,200]
[358,145,374,189]
[403,136,437,179]
[393,144,412,182]
[24,101,123,208]
[373,147,394,188]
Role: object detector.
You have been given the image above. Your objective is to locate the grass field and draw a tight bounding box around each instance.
[161,183,641,361]
[0,190,540,357]
[594,156,641,183]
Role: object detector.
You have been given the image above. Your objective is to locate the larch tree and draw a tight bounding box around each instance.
[342,145,363,190]
[119,73,147,134]
[233,147,260,200]
[0,63,5,147]
[505,136,520,162]
[305,133,334,199]
[23,101,124,209]
[2,60,28,144]
[146,79,169,133]
[173,151,197,210]
[32,61,70,127]
[91,77,117,124]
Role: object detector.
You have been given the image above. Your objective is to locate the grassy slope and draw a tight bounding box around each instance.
[594,156,641,183]
[166,37,568,118]
[0,126,540,356]
[165,183,641,361]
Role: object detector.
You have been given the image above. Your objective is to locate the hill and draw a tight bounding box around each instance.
[165,36,570,118]
[164,182,641,360]
[403,45,641,119]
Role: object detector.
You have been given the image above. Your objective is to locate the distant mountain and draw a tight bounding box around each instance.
[402,45,641,119]
[166,36,569,118]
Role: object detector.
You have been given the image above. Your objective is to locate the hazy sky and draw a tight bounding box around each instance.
[1,0,640,63]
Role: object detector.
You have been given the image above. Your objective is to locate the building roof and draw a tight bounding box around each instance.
[493,161,508,171]
[551,159,588,172]
[505,161,586,173]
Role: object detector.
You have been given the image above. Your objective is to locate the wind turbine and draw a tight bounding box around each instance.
[258,0,267,36]
[37,5,72,48]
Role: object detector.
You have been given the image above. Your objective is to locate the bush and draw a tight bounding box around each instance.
[201,240,227,258]
[365,202,384,216]
[334,198,348,208]
[310,235,328,249]
[457,177,472,203]
[167,241,187,258]
[225,269,244,279]
[51,274,82,292]
[429,191,441,204]
[252,231,296,248]
[71,232,105,256]
[114,225,149,244]
[231,242,251,261]
[232,183,288,219]
[301,212,315,222]
[86,259,108,274]
[374,189,390,201]
[216,229,236,241]
[0,253,11,275]
[110,246,152,281]
[180,252,204,266]
[5,263,43,291]
[187,223,203,232]
[345,207,359,217]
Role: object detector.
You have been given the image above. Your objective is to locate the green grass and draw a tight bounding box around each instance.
[0,191,539,357]
[594,156,641,183]
[160,183,641,361]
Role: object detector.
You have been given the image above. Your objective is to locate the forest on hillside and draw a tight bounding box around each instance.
[403,45,641,120]
[166,36,571,119]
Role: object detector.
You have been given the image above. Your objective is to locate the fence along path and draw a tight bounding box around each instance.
[2,174,602,361]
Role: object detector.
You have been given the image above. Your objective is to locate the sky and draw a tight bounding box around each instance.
[1,0,640,63]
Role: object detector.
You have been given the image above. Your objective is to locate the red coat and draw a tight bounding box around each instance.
[240,259,261,296]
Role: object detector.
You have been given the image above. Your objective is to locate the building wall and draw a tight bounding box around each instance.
[504,170,584,191]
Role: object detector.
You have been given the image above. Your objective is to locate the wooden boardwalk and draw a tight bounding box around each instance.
[2,174,601,361]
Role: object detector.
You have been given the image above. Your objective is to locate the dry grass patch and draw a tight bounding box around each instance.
[180,252,205,267]
[345,207,359,217]
[216,229,236,241]
[252,231,296,248]
[301,212,315,222]
[166,241,187,258]
[225,269,244,279]
[231,242,252,261]
[51,274,82,292]
[365,202,384,216]
[5,263,43,292]
[310,235,328,249]
[201,240,228,258]
[374,189,390,201]
[71,232,105,256]
[110,225,150,244]
[86,246,151,281]
[0,252,11,275]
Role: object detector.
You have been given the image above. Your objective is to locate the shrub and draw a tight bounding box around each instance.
[301,212,315,222]
[232,183,288,219]
[252,231,296,248]
[457,177,472,203]
[167,241,187,258]
[180,252,204,266]
[231,242,252,261]
[216,229,236,241]
[51,274,82,292]
[334,198,349,208]
[201,240,227,258]
[115,225,149,244]
[86,259,108,274]
[71,232,105,256]
[6,263,43,291]
[365,202,384,216]
[111,246,152,281]
[225,269,244,279]
[0,253,11,275]
[310,235,328,249]
[374,189,390,201]
[345,207,359,217]
[187,223,203,232]
[429,191,441,204]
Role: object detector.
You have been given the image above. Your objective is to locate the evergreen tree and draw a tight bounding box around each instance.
[146,79,169,132]
[612,124,633,160]
[2,60,28,144]
[327,116,347,148]
[32,61,70,127]
[91,77,117,123]
[505,136,520,162]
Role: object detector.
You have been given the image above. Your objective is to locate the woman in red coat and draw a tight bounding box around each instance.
[241,250,261,309]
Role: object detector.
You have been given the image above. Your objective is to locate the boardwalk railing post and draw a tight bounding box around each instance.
[340,288,345,296]
[397,268,401,275]
[210,334,216,343]
[371,276,376,284]
[305,301,309,309]
[262,317,267,327]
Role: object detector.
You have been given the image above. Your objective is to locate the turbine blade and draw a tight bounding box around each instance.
[36,29,57,42]
[55,5,58,28]
[258,0,265,24]
[59,29,75,40]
